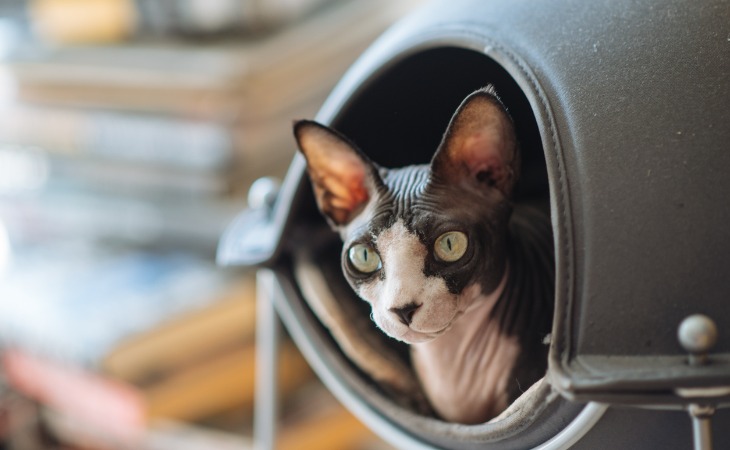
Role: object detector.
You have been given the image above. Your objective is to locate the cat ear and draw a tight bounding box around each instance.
[294,120,380,227]
[430,87,519,197]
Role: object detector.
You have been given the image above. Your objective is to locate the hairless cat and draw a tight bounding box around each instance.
[293,87,554,424]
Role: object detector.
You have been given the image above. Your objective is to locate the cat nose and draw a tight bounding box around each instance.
[390,303,421,326]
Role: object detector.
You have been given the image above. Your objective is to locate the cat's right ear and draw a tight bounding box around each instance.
[293,120,379,228]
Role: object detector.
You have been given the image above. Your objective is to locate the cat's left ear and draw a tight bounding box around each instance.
[294,120,381,228]
[430,87,519,197]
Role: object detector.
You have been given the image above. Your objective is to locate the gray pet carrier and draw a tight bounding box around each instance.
[218,0,730,448]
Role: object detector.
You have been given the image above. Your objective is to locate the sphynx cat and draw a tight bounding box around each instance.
[293,86,554,424]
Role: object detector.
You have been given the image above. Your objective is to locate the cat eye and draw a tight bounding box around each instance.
[348,244,382,274]
[434,231,468,262]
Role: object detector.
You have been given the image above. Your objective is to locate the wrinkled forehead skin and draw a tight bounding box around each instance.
[341,164,512,296]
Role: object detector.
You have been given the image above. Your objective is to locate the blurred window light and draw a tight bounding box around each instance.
[0,219,10,277]
[0,19,22,60]
[0,145,49,194]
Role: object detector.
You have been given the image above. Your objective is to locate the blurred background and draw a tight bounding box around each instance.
[0,0,423,448]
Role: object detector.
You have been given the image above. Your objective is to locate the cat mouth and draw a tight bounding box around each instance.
[398,324,452,343]
[396,310,463,342]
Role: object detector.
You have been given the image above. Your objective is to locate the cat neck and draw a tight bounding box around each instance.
[410,271,517,423]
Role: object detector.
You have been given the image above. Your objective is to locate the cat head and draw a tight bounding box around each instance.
[293,87,519,344]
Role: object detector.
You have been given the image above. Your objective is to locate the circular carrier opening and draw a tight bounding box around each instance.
[287,46,580,449]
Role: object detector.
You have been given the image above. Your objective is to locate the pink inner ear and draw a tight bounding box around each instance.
[432,92,518,196]
[305,141,372,225]
[453,131,512,190]
[320,169,369,211]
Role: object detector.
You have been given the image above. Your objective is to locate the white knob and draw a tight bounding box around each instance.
[247,177,280,211]
[678,314,718,363]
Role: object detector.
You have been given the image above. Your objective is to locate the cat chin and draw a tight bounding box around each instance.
[385,324,452,344]
[373,309,458,344]
[404,335,440,344]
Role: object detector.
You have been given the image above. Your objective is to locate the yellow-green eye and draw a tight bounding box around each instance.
[434,231,468,262]
[348,244,382,273]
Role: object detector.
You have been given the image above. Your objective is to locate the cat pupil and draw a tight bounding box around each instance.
[447,238,452,251]
[363,249,368,261]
